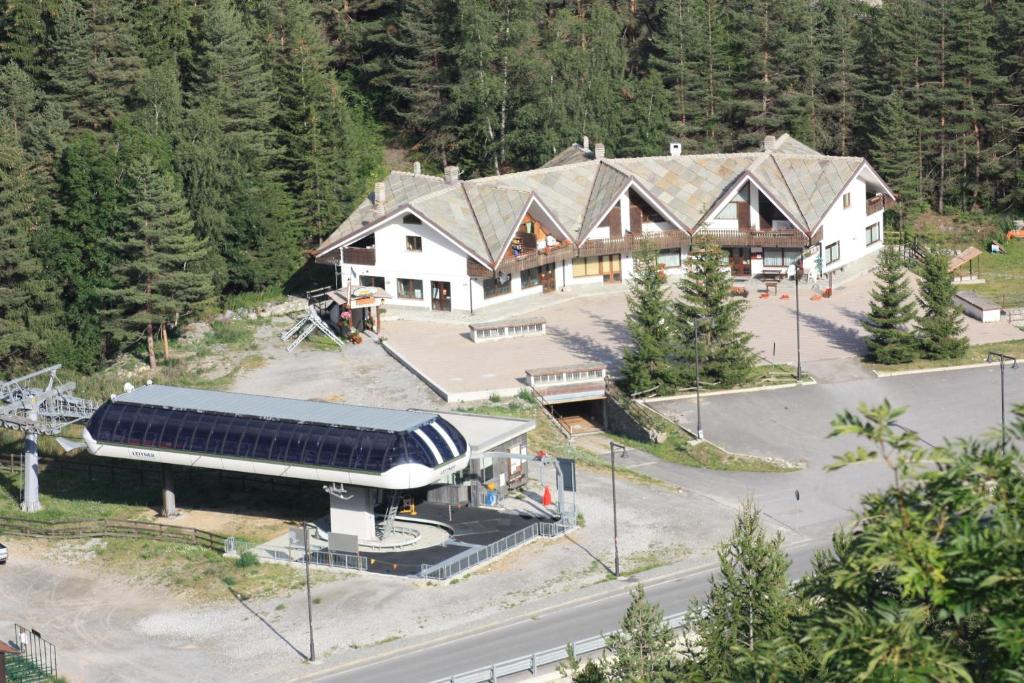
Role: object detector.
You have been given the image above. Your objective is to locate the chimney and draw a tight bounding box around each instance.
[669,142,682,157]
[444,165,460,185]
[373,181,386,215]
[763,135,776,151]
[582,135,590,151]
[594,143,605,160]
[412,161,422,175]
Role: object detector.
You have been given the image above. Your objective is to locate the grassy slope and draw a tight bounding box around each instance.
[959,238,1024,308]
[866,338,1024,373]
[461,396,795,475]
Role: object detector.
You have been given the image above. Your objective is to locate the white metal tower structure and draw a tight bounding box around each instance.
[0,365,96,512]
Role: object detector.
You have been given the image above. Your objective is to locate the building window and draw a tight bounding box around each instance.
[763,249,802,268]
[522,221,535,235]
[397,278,423,299]
[406,235,422,252]
[572,256,601,277]
[402,214,423,224]
[842,192,851,209]
[482,275,511,299]
[657,248,681,268]
[865,222,881,245]
[359,275,384,289]
[825,241,841,265]
[520,267,542,289]
[716,202,738,219]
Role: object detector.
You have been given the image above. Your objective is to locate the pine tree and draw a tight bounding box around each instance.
[386,0,456,164]
[603,584,677,682]
[683,499,795,680]
[916,248,968,360]
[675,233,758,388]
[870,92,925,215]
[816,0,862,155]
[47,0,142,134]
[0,117,58,373]
[101,156,213,369]
[617,73,672,158]
[622,239,677,396]
[862,247,918,364]
[183,0,302,290]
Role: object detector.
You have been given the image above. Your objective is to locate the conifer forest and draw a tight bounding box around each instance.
[2,0,1023,374]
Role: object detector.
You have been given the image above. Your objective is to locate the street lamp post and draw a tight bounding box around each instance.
[303,523,316,662]
[794,258,803,381]
[986,352,1017,455]
[609,441,626,577]
[693,318,704,440]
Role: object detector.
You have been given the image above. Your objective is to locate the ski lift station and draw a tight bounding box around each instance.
[82,385,536,549]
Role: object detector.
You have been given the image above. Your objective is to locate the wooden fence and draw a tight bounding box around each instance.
[0,515,227,552]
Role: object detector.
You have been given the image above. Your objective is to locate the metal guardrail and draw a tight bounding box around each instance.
[428,610,690,683]
[225,537,369,572]
[418,519,575,581]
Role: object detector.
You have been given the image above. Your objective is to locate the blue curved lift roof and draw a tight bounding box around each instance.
[86,385,468,474]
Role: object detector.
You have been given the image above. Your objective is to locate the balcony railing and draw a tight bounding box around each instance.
[342,246,376,266]
[700,228,808,248]
[867,195,891,215]
[497,242,576,274]
[576,231,689,259]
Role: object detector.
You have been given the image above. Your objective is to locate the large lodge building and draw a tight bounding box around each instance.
[314,134,896,314]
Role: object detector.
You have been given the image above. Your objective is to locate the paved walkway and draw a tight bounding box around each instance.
[382,271,1024,399]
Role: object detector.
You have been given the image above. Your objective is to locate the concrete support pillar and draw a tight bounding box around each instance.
[328,485,376,541]
[161,464,177,517]
[21,431,41,513]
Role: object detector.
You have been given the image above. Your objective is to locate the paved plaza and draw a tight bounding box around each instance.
[382,272,1024,400]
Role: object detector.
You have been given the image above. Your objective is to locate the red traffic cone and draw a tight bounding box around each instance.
[542,485,553,507]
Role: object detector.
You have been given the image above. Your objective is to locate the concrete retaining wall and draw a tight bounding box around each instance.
[603,394,655,443]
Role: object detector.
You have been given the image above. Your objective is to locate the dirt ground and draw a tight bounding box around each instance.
[0,463,740,683]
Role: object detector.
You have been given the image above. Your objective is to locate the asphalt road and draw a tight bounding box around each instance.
[306,364,1023,683]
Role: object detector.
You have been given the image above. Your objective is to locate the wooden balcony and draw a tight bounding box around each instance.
[701,229,808,248]
[866,195,895,215]
[496,242,576,274]
[342,246,376,266]
[576,231,689,258]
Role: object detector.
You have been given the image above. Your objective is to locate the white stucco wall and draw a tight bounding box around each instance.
[338,220,476,311]
[815,177,885,276]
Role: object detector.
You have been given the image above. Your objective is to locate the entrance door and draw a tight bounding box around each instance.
[431,281,451,311]
[728,248,750,276]
[539,263,556,293]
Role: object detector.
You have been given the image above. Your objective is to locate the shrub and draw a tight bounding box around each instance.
[235,551,259,568]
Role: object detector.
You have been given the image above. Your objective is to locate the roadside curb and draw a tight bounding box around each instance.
[643,377,817,404]
[871,361,994,378]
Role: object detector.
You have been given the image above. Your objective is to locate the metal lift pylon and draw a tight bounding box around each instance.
[0,365,97,512]
[280,305,347,352]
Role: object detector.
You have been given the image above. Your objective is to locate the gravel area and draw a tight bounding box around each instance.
[229,323,444,410]
[0,464,738,683]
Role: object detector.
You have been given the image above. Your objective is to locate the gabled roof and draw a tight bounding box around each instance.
[542,142,595,168]
[316,134,895,264]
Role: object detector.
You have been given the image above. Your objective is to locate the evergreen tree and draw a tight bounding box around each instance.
[675,233,757,388]
[47,0,142,133]
[622,238,677,396]
[183,0,302,290]
[385,0,456,165]
[916,247,968,360]
[682,499,795,680]
[101,156,213,369]
[816,0,862,155]
[0,117,58,372]
[617,73,672,158]
[862,247,918,364]
[603,584,677,682]
[870,92,925,215]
